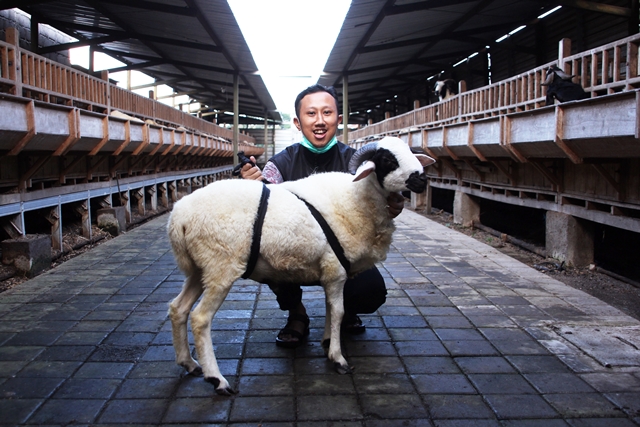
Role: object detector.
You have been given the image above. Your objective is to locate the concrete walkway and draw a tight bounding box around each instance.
[1,209,639,426]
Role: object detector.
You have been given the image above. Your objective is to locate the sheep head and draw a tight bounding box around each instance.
[348,136,436,193]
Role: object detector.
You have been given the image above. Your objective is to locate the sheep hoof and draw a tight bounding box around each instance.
[205,377,238,396]
[334,362,353,375]
[180,365,203,377]
[215,386,238,396]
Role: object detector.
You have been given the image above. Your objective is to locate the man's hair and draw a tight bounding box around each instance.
[294,84,340,118]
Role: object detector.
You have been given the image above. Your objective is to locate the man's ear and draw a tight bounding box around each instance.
[293,116,301,131]
[337,114,343,125]
[352,161,375,182]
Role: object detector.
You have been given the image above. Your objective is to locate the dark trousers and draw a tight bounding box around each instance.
[267,266,387,314]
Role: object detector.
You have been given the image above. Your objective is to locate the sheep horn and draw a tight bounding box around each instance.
[348,142,379,174]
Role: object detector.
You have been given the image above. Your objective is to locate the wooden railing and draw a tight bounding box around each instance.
[348,33,640,142]
[0,27,252,145]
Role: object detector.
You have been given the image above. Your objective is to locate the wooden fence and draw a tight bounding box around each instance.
[348,34,640,142]
[0,27,247,145]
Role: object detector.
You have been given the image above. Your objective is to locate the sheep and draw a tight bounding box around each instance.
[542,65,589,105]
[434,79,457,101]
[109,110,144,123]
[167,136,435,395]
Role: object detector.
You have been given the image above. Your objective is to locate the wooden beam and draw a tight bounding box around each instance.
[463,158,485,181]
[7,101,36,156]
[490,159,517,186]
[19,155,50,190]
[112,121,131,156]
[52,109,80,156]
[500,116,528,163]
[59,154,87,184]
[591,163,621,196]
[554,106,582,164]
[88,116,110,156]
[467,122,488,162]
[530,159,563,191]
[86,155,108,181]
[439,158,462,181]
[441,126,460,160]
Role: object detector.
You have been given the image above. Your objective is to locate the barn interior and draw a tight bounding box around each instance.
[0,0,639,284]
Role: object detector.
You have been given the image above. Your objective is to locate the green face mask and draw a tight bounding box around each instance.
[301,135,338,154]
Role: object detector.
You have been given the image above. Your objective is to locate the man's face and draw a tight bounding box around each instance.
[294,91,342,148]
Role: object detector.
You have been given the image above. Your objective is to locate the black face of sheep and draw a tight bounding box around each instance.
[542,65,589,105]
[433,79,457,101]
[348,140,432,194]
[356,148,426,193]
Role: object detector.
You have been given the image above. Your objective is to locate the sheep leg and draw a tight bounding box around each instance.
[190,279,236,395]
[169,270,204,375]
[322,282,352,374]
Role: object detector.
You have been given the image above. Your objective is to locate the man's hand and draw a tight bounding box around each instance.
[240,156,263,181]
[387,192,405,218]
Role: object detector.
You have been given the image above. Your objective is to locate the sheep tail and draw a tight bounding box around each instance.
[167,216,197,275]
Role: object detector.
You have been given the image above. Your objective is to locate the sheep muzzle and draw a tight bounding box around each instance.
[405,172,427,193]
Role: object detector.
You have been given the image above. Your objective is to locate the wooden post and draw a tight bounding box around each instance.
[6,27,22,97]
[558,38,572,71]
[101,70,111,113]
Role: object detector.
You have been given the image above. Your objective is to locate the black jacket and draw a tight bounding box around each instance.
[269,142,355,182]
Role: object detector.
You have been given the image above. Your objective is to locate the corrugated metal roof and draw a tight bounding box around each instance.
[6,0,281,124]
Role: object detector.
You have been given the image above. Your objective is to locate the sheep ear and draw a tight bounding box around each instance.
[352,161,376,182]
[416,154,436,167]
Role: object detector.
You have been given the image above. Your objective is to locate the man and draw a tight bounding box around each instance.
[241,84,404,347]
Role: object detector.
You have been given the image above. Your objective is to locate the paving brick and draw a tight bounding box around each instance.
[423,394,495,419]
[98,398,168,423]
[1,211,639,425]
[231,395,296,422]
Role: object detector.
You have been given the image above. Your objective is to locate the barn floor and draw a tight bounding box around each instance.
[0,210,639,425]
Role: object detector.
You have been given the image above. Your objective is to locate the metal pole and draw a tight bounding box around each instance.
[264,113,269,161]
[342,74,349,144]
[233,72,239,167]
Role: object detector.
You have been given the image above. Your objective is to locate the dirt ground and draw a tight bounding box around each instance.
[1,206,639,322]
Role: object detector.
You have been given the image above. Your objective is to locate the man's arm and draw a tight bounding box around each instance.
[240,158,284,184]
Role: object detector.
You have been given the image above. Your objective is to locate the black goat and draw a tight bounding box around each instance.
[434,79,457,102]
[542,65,589,105]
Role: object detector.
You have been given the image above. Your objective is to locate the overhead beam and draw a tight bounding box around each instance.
[532,0,632,17]
[98,0,197,16]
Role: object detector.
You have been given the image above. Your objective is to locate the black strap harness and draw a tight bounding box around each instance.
[294,194,351,275]
[241,184,351,279]
[242,183,270,279]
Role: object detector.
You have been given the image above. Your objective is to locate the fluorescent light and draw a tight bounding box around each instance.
[495,34,508,43]
[468,52,478,59]
[509,25,526,35]
[453,58,467,67]
[538,5,562,19]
